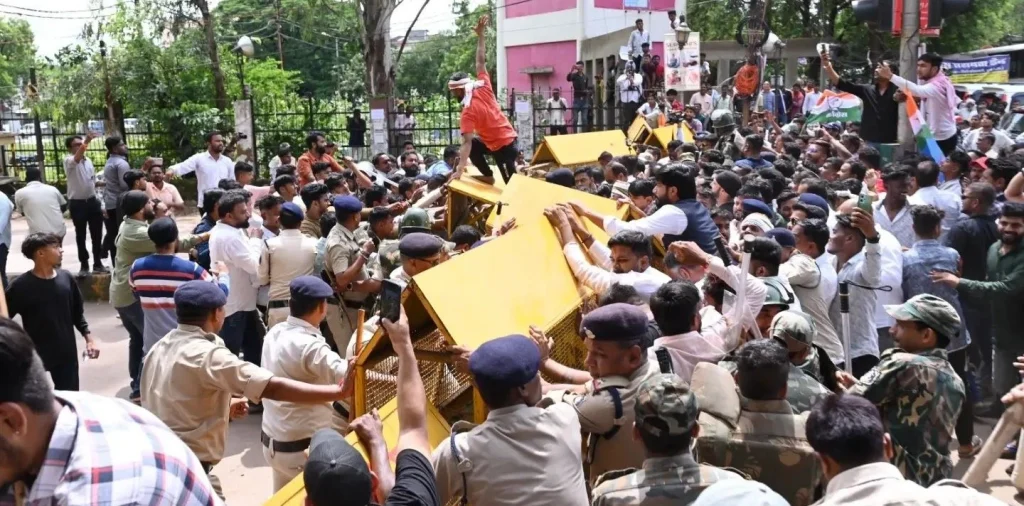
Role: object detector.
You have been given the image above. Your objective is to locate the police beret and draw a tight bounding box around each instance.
[280,202,304,221]
[741,199,774,219]
[399,232,444,259]
[797,193,830,214]
[333,195,363,215]
[174,280,227,310]
[581,303,649,342]
[469,335,541,390]
[290,275,335,300]
[765,228,796,248]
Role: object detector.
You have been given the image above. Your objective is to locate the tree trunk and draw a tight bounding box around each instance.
[360,0,397,97]
[194,0,229,111]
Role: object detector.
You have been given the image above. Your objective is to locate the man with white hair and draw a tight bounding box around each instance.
[449,15,518,185]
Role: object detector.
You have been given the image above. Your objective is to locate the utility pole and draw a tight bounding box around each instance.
[897,0,919,150]
[275,0,285,68]
[28,68,44,174]
[98,41,117,136]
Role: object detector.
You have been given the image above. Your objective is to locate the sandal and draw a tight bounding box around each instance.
[958,436,983,459]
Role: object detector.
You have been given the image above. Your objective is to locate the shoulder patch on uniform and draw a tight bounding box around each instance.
[594,467,637,488]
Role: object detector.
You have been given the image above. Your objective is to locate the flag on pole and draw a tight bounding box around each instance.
[804,91,863,124]
[904,89,946,164]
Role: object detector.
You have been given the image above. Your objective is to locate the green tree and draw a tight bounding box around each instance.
[0,19,35,102]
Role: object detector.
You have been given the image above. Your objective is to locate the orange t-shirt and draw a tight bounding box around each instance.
[459,71,517,151]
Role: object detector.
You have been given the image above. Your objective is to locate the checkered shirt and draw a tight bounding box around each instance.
[0,391,221,506]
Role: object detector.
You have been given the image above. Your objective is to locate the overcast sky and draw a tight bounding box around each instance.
[2,0,479,58]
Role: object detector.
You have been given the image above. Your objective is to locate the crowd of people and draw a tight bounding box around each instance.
[5,16,1024,506]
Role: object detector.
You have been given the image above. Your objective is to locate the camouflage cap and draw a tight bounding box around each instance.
[399,208,431,235]
[884,294,961,344]
[634,373,699,437]
[769,310,815,346]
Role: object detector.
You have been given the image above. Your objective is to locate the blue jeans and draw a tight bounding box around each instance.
[572,98,587,133]
[220,310,264,366]
[117,300,145,398]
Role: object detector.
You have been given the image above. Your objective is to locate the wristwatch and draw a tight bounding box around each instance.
[865,234,880,244]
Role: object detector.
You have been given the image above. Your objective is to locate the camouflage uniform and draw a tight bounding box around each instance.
[850,294,967,487]
[378,239,400,278]
[717,360,829,415]
[849,347,964,486]
[592,374,743,506]
[794,348,823,384]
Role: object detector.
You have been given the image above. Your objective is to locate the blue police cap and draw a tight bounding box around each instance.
[280,202,304,221]
[333,195,363,215]
[399,232,444,259]
[797,193,830,214]
[174,280,227,310]
[290,275,335,300]
[765,228,796,248]
[469,335,541,390]
[741,199,774,219]
[581,303,649,342]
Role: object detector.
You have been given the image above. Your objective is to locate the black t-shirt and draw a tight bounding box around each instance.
[7,269,89,368]
[384,450,440,506]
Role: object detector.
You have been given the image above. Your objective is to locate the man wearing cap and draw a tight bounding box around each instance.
[431,335,589,505]
[260,202,320,329]
[391,232,446,288]
[380,207,434,276]
[767,311,834,412]
[697,339,822,504]
[326,195,380,354]
[712,171,742,211]
[571,164,720,255]
[591,373,743,505]
[545,207,670,302]
[141,280,350,499]
[260,276,351,491]
[836,294,966,486]
[538,303,658,484]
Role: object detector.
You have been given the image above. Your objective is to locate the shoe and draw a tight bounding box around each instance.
[958,435,983,459]
[92,264,109,273]
[129,392,141,405]
[79,265,89,275]
[1003,440,1017,460]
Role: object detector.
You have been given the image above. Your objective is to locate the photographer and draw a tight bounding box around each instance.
[617,62,644,131]
[821,49,899,146]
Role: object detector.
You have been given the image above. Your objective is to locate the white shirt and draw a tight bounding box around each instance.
[689,92,714,114]
[830,241,882,360]
[394,114,416,135]
[432,403,589,506]
[648,331,727,383]
[815,462,1003,506]
[268,155,283,180]
[907,185,962,240]
[704,255,767,347]
[962,128,1014,153]
[803,91,821,115]
[889,74,958,141]
[603,204,687,239]
[637,102,658,117]
[872,228,905,330]
[545,97,568,126]
[873,199,915,249]
[627,29,649,58]
[256,227,276,306]
[259,229,318,302]
[209,222,260,316]
[261,316,348,442]
[562,241,670,302]
[616,73,643,104]
[14,181,67,236]
[168,151,235,207]
[781,253,843,364]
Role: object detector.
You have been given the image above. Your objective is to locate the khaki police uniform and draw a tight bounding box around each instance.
[260,316,349,491]
[325,223,374,353]
[259,229,319,328]
[140,324,274,498]
[431,403,589,506]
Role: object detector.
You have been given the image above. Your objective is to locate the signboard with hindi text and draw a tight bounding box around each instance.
[943,56,1010,84]
[664,32,701,93]
[804,90,863,125]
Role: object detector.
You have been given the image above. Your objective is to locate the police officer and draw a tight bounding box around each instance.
[140,280,348,499]
[260,202,319,328]
[260,276,351,492]
[325,195,380,354]
[769,310,839,391]
[431,335,589,506]
[380,207,432,276]
[391,232,445,287]
[591,374,743,505]
[543,303,658,484]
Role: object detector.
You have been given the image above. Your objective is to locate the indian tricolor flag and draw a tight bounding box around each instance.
[905,89,946,164]
[805,90,863,125]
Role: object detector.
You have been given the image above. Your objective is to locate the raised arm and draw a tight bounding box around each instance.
[474,15,488,75]
[820,51,840,86]
[74,131,98,163]
[382,306,432,458]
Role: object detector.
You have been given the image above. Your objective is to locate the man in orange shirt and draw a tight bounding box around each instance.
[449,15,518,185]
[297,130,373,189]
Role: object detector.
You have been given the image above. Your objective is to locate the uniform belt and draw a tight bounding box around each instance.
[260,431,312,453]
[268,300,289,309]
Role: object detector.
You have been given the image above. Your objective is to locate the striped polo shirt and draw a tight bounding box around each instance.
[129,254,221,354]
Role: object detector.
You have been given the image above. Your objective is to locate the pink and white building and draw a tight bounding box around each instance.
[496,0,686,93]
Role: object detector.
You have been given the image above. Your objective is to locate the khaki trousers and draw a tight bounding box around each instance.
[267,307,289,329]
[325,304,360,357]
[262,445,308,493]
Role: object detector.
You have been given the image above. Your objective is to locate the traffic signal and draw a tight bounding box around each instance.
[852,0,896,33]
[921,0,971,29]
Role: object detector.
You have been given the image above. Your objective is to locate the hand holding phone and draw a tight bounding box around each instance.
[379,280,403,324]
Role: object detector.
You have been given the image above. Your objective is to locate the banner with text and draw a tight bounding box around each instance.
[943,56,1010,84]
[664,32,701,93]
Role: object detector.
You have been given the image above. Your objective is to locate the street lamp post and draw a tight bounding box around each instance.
[233,35,255,99]
[674,14,691,47]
